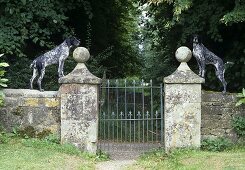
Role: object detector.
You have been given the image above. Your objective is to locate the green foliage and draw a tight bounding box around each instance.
[0,0,93,57]
[148,0,245,25]
[201,137,232,152]
[0,132,10,144]
[221,1,245,25]
[96,150,110,161]
[0,126,16,143]
[89,0,141,78]
[0,0,90,90]
[43,133,60,144]
[0,125,9,144]
[236,88,245,106]
[232,116,245,138]
[140,1,245,92]
[1,0,141,90]
[0,54,8,106]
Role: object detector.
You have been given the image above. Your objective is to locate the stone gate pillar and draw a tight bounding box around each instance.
[163,46,205,152]
[59,47,101,154]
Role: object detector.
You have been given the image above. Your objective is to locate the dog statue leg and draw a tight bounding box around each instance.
[37,68,45,92]
[197,61,202,76]
[58,59,65,77]
[216,70,227,94]
[30,68,38,89]
[200,61,206,78]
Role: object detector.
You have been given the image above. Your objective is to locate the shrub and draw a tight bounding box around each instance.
[43,133,60,144]
[236,88,245,106]
[201,137,232,152]
[232,116,245,138]
[0,132,10,144]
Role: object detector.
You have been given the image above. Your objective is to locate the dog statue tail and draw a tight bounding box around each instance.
[30,60,42,75]
[30,60,36,69]
[30,60,36,68]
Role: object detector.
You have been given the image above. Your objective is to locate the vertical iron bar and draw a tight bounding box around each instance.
[112,112,115,142]
[142,79,145,143]
[160,83,164,144]
[146,111,149,143]
[124,79,127,142]
[133,80,136,143]
[129,111,132,142]
[120,111,123,142]
[137,111,141,142]
[107,79,110,150]
[155,111,158,142]
[99,84,102,150]
[148,79,153,148]
[116,79,119,142]
[103,112,106,143]
[151,85,154,142]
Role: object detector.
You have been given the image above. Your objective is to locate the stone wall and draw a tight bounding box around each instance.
[0,89,60,136]
[201,91,245,141]
[0,89,244,144]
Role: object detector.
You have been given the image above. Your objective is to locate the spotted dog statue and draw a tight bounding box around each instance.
[30,37,80,91]
[192,35,227,93]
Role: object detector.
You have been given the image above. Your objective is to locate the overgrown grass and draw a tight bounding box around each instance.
[129,147,245,170]
[0,133,108,170]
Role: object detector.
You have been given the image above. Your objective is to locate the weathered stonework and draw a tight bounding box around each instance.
[164,46,205,152]
[201,91,245,141]
[59,47,101,154]
[0,89,60,135]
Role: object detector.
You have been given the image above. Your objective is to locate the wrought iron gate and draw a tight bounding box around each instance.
[98,79,164,157]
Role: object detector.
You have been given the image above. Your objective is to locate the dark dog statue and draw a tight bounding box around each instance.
[192,35,227,93]
[30,37,80,91]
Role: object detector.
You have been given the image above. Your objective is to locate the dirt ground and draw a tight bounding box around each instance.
[96,160,136,170]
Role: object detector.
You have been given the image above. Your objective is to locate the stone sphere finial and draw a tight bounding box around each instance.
[73,47,90,63]
[175,46,192,63]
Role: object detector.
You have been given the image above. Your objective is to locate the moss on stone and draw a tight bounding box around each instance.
[44,98,59,107]
[37,129,52,139]
[12,107,24,116]
[19,126,36,138]
[24,98,39,107]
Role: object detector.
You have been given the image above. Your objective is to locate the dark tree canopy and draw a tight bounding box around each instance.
[140,0,245,92]
[0,0,141,90]
[0,0,244,92]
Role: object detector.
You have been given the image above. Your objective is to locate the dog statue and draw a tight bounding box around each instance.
[192,35,227,93]
[30,37,80,91]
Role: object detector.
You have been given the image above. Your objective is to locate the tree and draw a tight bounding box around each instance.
[140,0,245,91]
[0,0,141,90]
[88,0,141,78]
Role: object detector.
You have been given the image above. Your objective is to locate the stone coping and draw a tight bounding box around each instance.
[202,90,238,103]
[59,63,102,84]
[164,68,205,83]
[3,89,58,98]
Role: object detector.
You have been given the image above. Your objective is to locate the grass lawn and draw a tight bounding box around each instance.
[1,136,244,170]
[129,147,245,170]
[0,138,100,170]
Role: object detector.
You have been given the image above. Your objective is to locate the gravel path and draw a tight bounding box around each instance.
[96,142,162,170]
[96,160,136,170]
